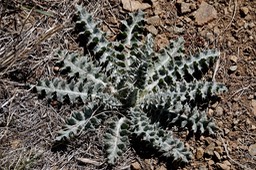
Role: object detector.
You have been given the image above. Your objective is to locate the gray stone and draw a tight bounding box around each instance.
[248,143,256,156]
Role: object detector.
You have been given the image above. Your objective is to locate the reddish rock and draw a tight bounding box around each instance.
[121,0,151,12]
[147,16,161,26]
[193,1,217,26]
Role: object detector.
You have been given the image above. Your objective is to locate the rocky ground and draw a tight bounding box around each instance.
[0,0,255,170]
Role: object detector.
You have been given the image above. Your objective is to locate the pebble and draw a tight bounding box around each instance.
[215,146,223,154]
[240,7,249,17]
[208,109,214,117]
[229,65,237,72]
[251,99,256,116]
[199,166,207,170]
[180,2,192,14]
[230,55,238,64]
[222,160,231,166]
[147,16,161,26]
[131,162,141,170]
[215,140,222,147]
[216,163,230,170]
[205,137,214,145]
[216,106,224,116]
[196,147,204,159]
[121,0,151,12]
[213,151,221,161]
[146,25,158,35]
[208,160,215,166]
[156,165,167,170]
[205,143,215,156]
[248,144,256,156]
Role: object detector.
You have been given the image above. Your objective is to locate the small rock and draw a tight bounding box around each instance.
[251,99,256,116]
[215,146,223,154]
[215,140,222,147]
[199,166,207,170]
[248,144,256,156]
[179,2,192,14]
[147,16,161,26]
[216,106,224,116]
[108,17,118,24]
[131,162,141,170]
[224,128,230,135]
[213,151,221,161]
[211,102,218,108]
[208,160,215,166]
[236,19,245,27]
[208,109,214,117]
[196,147,204,159]
[223,160,231,166]
[121,0,151,12]
[205,143,215,156]
[53,66,60,72]
[205,137,215,145]
[248,94,254,100]
[216,163,230,170]
[218,121,223,127]
[248,22,255,29]
[156,165,167,170]
[240,7,249,17]
[230,55,238,64]
[229,65,237,72]
[193,1,217,26]
[151,0,163,15]
[190,3,197,10]
[173,26,184,33]
[10,139,21,149]
[155,34,169,50]
[146,25,158,35]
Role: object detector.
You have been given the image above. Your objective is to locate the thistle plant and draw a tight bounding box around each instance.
[32,5,227,166]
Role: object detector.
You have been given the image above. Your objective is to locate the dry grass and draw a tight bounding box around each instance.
[0,1,124,169]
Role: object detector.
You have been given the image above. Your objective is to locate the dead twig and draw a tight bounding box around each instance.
[219,134,253,170]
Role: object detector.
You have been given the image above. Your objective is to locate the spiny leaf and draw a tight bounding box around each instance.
[104,117,130,165]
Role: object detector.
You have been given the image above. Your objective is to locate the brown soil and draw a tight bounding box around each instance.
[0,0,255,170]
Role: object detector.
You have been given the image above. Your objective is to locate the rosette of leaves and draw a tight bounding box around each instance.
[32,4,227,167]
